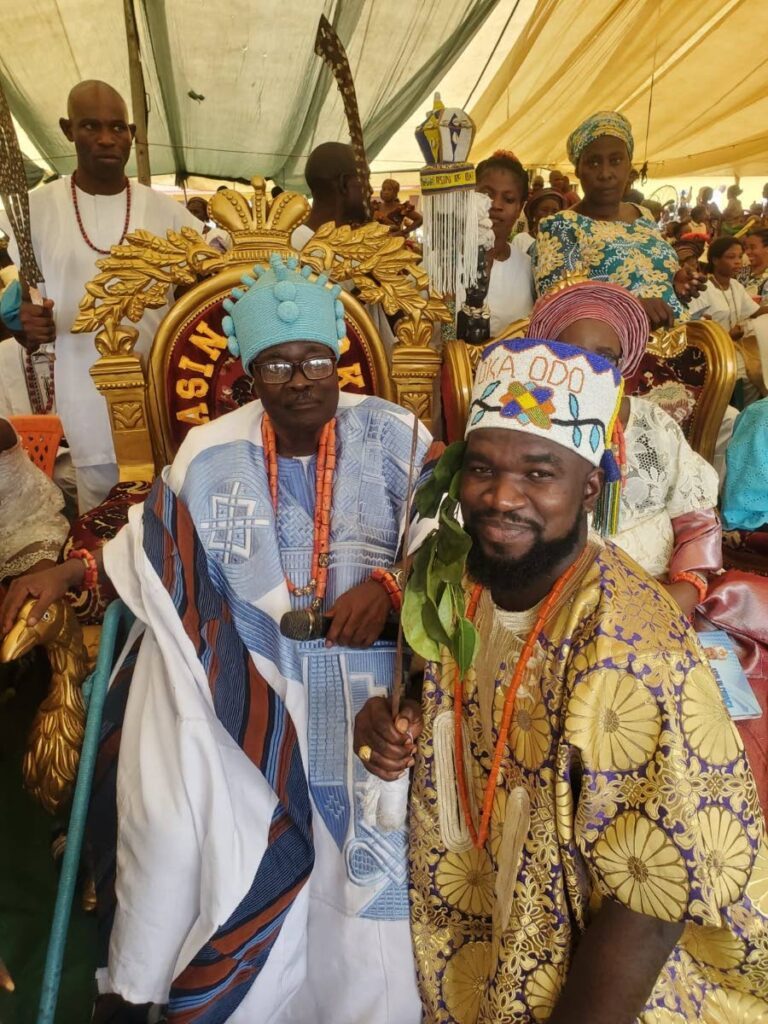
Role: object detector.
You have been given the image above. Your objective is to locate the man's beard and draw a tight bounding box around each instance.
[464,508,584,593]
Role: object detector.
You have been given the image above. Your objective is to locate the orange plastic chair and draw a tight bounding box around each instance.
[9,415,63,479]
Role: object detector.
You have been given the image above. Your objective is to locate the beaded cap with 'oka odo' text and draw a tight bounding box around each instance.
[222,253,346,372]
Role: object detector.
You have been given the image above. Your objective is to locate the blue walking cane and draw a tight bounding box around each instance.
[36,600,135,1024]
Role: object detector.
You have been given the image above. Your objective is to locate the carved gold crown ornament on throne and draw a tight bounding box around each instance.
[73,177,450,481]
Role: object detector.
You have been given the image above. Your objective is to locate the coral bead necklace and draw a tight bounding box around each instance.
[454,559,579,849]
[70,172,132,255]
[261,415,336,606]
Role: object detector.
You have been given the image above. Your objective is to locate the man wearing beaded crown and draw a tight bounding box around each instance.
[355,337,767,1023]
[2,253,432,1022]
[0,80,199,512]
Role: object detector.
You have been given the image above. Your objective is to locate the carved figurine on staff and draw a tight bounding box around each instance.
[372,178,423,237]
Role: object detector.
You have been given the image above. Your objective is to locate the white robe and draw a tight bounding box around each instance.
[0,177,199,470]
[102,394,425,1022]
[690,278,768,393]
[487,247,535,337]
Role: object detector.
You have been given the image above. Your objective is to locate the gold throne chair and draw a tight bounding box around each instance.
[76,176,448,483]
[64,177,449,622]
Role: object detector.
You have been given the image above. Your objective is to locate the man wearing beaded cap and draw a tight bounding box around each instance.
[0,80,199,512]
[1,254,433,1022]
[356,337,767,1023]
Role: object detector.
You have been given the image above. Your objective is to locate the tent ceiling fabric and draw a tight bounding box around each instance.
[469,0,768,178]
[0,0,499,189]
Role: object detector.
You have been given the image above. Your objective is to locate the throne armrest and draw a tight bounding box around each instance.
[65,480,151,624]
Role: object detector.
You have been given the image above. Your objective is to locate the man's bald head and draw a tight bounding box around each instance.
[304,142,357,192]
[303,142,366,227]
[60,80,134,191]
[67,80,129,121]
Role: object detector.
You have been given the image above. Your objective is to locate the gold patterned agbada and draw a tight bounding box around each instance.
[409,541,768,1023]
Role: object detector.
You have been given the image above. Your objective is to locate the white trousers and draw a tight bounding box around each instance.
[75,462,119,514]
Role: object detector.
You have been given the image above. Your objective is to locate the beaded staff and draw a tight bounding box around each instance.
[0,77,43,293]
[314,14,373,221]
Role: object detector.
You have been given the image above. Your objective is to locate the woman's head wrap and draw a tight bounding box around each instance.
[529,281,650,380]
[567,111,634,167]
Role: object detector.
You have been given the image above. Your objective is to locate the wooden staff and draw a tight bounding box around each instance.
[391,413,421,719]
[314,14,373,220]
[0,76,43,301]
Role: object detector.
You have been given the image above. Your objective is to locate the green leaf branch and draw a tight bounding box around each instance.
[403,442,478,675]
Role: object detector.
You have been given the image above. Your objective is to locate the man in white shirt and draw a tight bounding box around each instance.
[0,80,199,512]
[290,141,367,252]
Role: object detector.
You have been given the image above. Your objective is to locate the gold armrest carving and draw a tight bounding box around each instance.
[1,598,89,814]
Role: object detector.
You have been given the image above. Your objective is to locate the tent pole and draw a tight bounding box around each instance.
[123,0,151,185]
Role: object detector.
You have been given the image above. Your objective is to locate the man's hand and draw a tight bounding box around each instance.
[548,899,683,1024]
[730,323,745,341]
[1,560,83,635]
[353,695,423,780]
[18,298,56,353]
[638,296,675,329]
[663,579,702,619]
[325,579,392,648]
[673,268,707,302]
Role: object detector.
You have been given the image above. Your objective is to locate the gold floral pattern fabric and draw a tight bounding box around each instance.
[409,542,767,1023]
[532,209,686,320]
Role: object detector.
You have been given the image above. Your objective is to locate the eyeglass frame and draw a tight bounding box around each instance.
[250,353,338,385]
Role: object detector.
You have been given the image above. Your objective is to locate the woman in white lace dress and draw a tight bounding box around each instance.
[615,397,718,582]
[0,418,69,582]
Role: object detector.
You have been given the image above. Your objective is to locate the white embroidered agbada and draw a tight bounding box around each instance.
[0,177,198,476]
[100,393,427,1023]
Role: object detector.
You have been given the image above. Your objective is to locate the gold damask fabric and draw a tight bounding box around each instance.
[409,541,768,1023]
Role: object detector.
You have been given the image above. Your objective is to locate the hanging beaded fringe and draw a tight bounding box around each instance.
[421,188,480,298]
[594,420,626,537]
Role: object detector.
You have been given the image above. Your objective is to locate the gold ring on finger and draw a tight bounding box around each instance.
[358,744,373,763]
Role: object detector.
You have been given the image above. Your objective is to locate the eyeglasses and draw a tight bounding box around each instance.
[251,356,336,385]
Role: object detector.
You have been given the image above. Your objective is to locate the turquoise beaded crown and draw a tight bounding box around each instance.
[221,253,346,372]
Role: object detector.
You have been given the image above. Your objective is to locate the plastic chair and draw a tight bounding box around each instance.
[36,600,136,1024]
[9,415,63,479]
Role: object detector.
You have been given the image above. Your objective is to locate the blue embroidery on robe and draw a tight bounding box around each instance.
[177,398,427,921]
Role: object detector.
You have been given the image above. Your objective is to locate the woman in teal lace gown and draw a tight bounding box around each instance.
[533,111,704,329]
